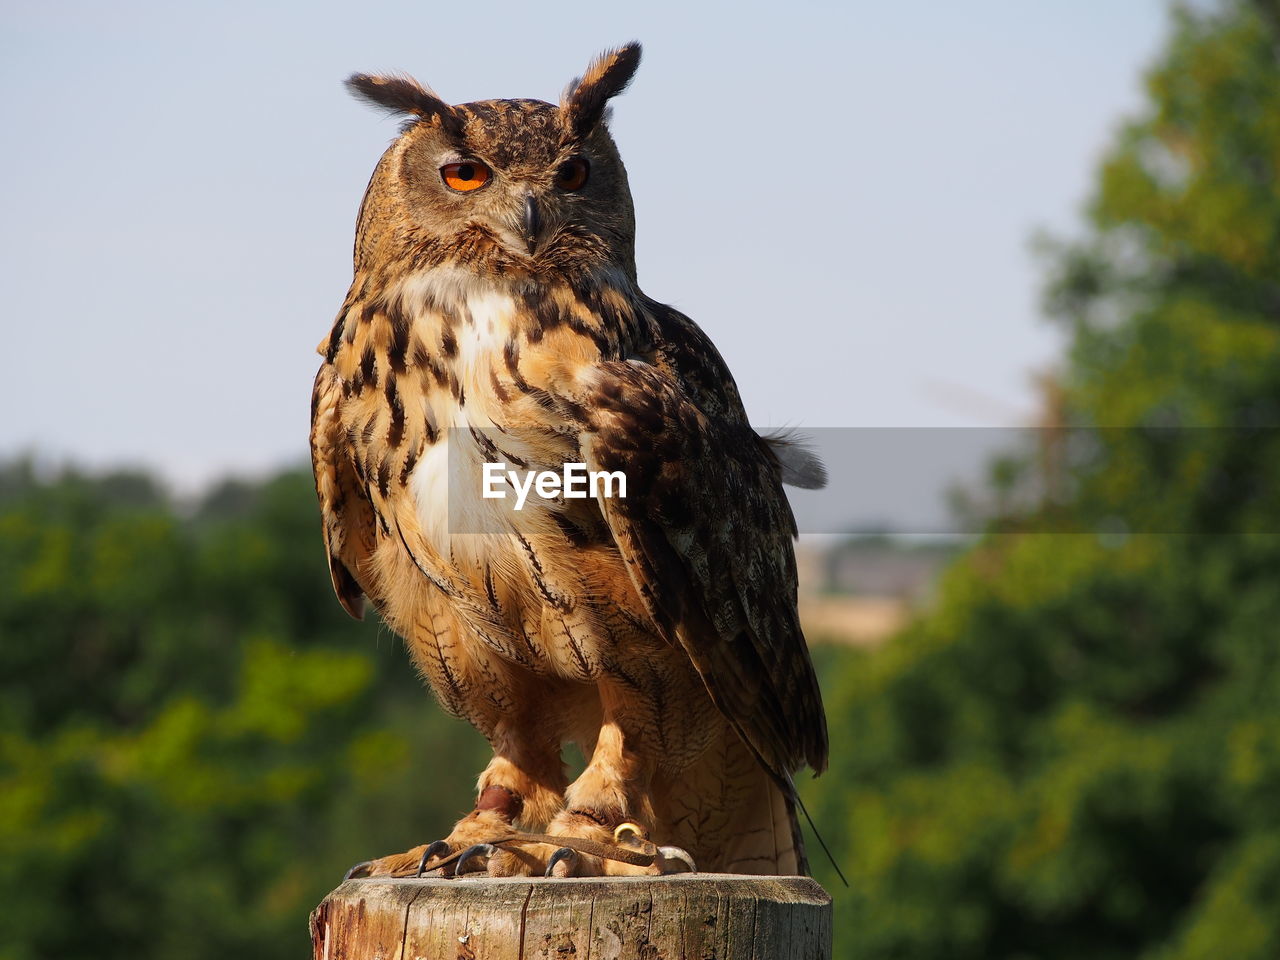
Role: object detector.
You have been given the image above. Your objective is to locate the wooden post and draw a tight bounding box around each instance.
[310,874,832,959]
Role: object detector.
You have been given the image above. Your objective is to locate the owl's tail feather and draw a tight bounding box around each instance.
[731,771,848,887]
[658,727,846,881]
[715,765,803,875]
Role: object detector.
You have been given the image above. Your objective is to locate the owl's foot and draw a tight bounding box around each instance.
[338,807,696,881]
[341,807,537,879]
[534,814,697,877]
[342,843,430,880]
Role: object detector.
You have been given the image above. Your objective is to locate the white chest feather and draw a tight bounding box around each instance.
[408,287,522,559]
[457,290,516,381]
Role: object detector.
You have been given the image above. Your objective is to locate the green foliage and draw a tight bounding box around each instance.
[804,2,1280,956]
[0,462,486,960]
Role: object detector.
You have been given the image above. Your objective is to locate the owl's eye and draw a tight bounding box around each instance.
[441,161,492,192]
[554,157,590,191]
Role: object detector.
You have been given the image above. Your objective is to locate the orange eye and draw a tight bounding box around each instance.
[441,161,492,192]
[554,157,590,191]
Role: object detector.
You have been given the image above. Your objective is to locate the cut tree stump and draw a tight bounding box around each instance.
[310,874,832,959]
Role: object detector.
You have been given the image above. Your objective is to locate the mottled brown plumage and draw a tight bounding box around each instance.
[310,43,828,879]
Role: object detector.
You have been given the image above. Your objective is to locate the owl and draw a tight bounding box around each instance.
[311,43,829,879]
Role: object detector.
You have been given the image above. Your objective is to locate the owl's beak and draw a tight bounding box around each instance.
[521,194,542,255]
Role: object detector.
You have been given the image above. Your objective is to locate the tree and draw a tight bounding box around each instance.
[803,3,1280,957]
[0,462,487,960]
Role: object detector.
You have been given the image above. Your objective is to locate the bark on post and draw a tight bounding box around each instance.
[310,874,832,959]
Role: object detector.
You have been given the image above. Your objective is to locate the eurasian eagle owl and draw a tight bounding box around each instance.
[311,42,828,879]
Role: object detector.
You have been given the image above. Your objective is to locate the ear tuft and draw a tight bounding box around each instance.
[561,42,642,139]
[345,72,460,132]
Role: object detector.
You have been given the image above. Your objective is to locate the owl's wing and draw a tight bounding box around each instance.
[576,320,828,781]
[310,364,377,620]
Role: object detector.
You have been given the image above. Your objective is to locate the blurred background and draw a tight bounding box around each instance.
[4,0,1280,957]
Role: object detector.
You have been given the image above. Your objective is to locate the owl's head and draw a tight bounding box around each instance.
[347,44,641,282]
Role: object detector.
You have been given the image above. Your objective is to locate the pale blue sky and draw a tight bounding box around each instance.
[2,0,1173,491]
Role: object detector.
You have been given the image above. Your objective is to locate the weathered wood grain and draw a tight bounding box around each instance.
[310,874,832,959]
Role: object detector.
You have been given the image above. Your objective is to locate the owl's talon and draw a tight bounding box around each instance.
[656,845,697,874]
[545,846,579,877]
[343,860,372,880]
[455,843,497,875]
[416,840,451,877]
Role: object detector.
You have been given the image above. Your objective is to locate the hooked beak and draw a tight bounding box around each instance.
[521,193,542,255]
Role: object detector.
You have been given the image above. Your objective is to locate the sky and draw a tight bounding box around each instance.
[2,0,1174,503]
